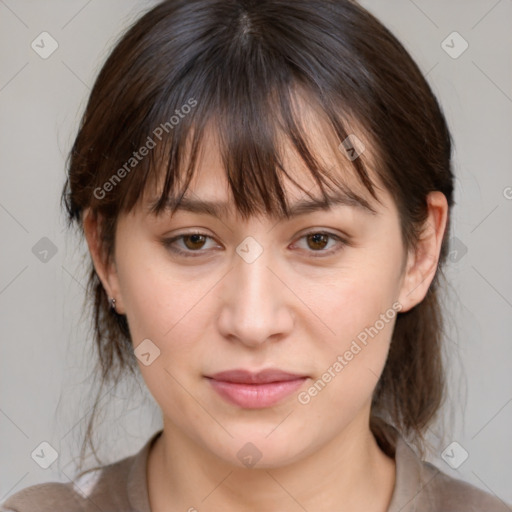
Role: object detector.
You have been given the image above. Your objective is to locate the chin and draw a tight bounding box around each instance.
[208,427,309,469]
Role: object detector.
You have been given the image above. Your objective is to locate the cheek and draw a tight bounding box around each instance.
[115,238,211,345]
[114,242,211,419]
[300,291,397,424]
[297,245,402,410]
[304,250,401,349]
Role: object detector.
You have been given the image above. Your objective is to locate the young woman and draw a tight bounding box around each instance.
[1,0,508,511]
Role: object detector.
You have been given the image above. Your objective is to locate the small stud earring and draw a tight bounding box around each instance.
[109,297,117,312]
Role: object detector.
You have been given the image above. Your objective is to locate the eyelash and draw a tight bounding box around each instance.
[161,230,348,258]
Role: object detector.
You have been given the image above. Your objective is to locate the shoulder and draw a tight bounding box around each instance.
[390,432,510,512]
[376,419,511,512]
[417,459,510,511]
[0,431,161,512]
[0,457,134,512]
[0,480,81,512]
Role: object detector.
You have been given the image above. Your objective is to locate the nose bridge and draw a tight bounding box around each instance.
[237,239,276,309]
[217,234,293,346]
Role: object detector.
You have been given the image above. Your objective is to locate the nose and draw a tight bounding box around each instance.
[216,245,295,348]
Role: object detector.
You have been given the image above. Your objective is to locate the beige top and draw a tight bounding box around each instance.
[1,428,509,511]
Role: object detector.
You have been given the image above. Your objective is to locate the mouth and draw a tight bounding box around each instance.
[204,368,309,409]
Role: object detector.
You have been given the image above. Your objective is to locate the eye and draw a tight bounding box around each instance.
[292,231,347,257]
[161,230,348,258]
[162,232,219,257]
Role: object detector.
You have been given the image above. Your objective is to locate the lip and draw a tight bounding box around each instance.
[205,368,309,409]
[207,368,307,384]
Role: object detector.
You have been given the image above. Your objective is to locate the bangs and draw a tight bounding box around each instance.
[123,77,382,222]
[88,1,388,223]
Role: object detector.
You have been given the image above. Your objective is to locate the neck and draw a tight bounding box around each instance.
[147,409,396,512]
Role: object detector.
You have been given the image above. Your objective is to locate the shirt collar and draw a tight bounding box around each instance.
[387,431,428,511]
[127,429,162,512]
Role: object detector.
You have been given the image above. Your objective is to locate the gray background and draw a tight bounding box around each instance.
[1,0,511,505]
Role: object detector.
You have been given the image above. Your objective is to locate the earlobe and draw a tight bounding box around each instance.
[397,191,449,313]
[82,208,124,314]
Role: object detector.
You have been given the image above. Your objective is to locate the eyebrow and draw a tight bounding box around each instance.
[147,189,378,219]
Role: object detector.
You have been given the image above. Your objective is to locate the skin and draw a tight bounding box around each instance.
[83,100,448,511]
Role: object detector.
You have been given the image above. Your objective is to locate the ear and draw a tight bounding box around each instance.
[82,208,125,314]
[397,191,449,313]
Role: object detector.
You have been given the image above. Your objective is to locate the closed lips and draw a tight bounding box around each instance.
[206,369,309,384]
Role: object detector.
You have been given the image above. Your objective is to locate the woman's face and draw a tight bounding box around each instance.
[89,110,443,469]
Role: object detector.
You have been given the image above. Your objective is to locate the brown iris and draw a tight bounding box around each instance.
[306,233,329,251]
[182,234,208,250]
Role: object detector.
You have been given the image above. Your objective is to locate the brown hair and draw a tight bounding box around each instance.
[61,0,454,471]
